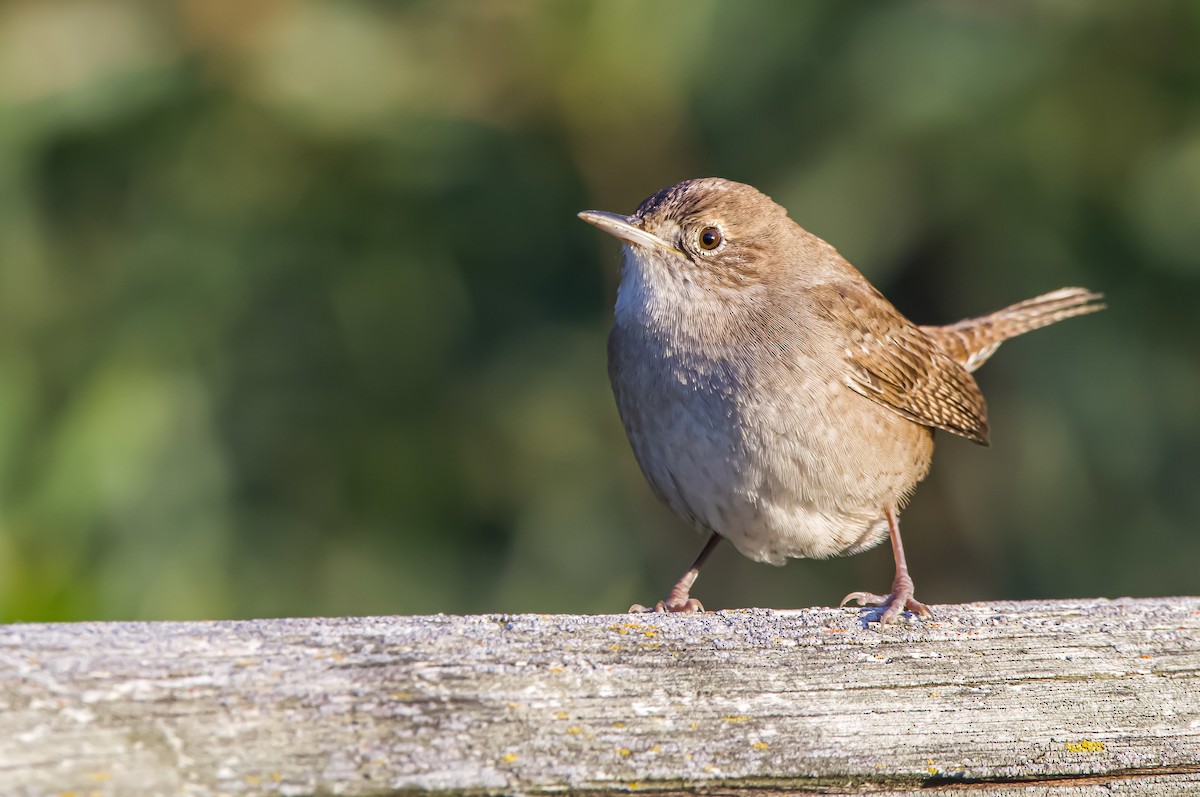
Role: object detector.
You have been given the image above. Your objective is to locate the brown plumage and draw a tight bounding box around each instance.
[579,178,1104,623]
[811,281,992,445]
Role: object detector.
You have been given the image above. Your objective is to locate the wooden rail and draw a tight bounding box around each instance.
[1,597,1198,795]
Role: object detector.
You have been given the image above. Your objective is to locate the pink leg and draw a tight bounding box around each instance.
[840,507,932,624]
[631,533,721,613]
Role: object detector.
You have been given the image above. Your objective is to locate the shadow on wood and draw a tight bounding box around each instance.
[2,597,1199,795]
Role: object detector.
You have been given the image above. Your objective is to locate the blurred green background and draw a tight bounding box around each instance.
[0,1,1196,622]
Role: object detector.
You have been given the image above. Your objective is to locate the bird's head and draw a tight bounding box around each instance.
[579,178,794,294]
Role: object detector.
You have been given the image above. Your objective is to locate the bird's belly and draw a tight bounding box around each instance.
[614,358,933,565]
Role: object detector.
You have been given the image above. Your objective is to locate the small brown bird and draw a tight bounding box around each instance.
[579,178,1103,623]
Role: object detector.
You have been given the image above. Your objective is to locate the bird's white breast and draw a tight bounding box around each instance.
[609,246,926,564]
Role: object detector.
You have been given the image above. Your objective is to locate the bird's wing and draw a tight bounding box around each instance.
[811,282,990,445]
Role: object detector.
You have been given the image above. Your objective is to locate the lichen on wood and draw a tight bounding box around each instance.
[1,597,1198,795]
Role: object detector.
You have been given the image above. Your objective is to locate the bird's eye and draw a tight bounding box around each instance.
[698,226,723,251]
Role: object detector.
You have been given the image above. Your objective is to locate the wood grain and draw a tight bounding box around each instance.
[1,597,1198,795]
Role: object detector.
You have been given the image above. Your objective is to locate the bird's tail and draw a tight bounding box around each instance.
[921,287,1105,373]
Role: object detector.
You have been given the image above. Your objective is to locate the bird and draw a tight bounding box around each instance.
[578,177,1104,624]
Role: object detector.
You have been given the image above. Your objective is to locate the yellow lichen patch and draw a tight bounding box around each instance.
[1065,740,1106,753]
[611,721,626,728]
[244,775,262,786]
[926,767,938,774]
[752,742,769,750]
[502,753,519,763]
[86,772,111,783]
[610,644,622,651]
[720,716,750,723]
[628,782,641,790]
[928,691,940,698]
[642,630,658,637]
[648,745,661,753]
[555,711,569,720]
[566,727,582,735]
[548,665,565,672]
[618,748,632,756]
[271,772,282,783]
[391,692,414,700]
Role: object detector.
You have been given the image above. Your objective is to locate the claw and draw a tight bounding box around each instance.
[841,589,931,624]
[629,597,705,614]
[840,591,889,608]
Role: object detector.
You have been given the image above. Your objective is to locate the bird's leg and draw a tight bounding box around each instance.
[630,533,721,613]
[840,507,932,624]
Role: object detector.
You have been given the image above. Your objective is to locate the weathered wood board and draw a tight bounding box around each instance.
[1,597,1198,795]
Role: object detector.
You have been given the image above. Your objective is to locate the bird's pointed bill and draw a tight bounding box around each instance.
[578,210,682,255]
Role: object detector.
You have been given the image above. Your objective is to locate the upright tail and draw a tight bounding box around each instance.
[922,287,1105,373]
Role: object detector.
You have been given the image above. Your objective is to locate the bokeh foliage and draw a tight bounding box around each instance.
[0,1,1196,621]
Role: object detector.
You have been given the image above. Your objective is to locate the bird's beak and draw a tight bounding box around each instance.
[577,210,683,255]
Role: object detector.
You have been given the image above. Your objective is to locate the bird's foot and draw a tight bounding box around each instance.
[840,585,931,625]
[628,537,718,613]
[629,596,705,614]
